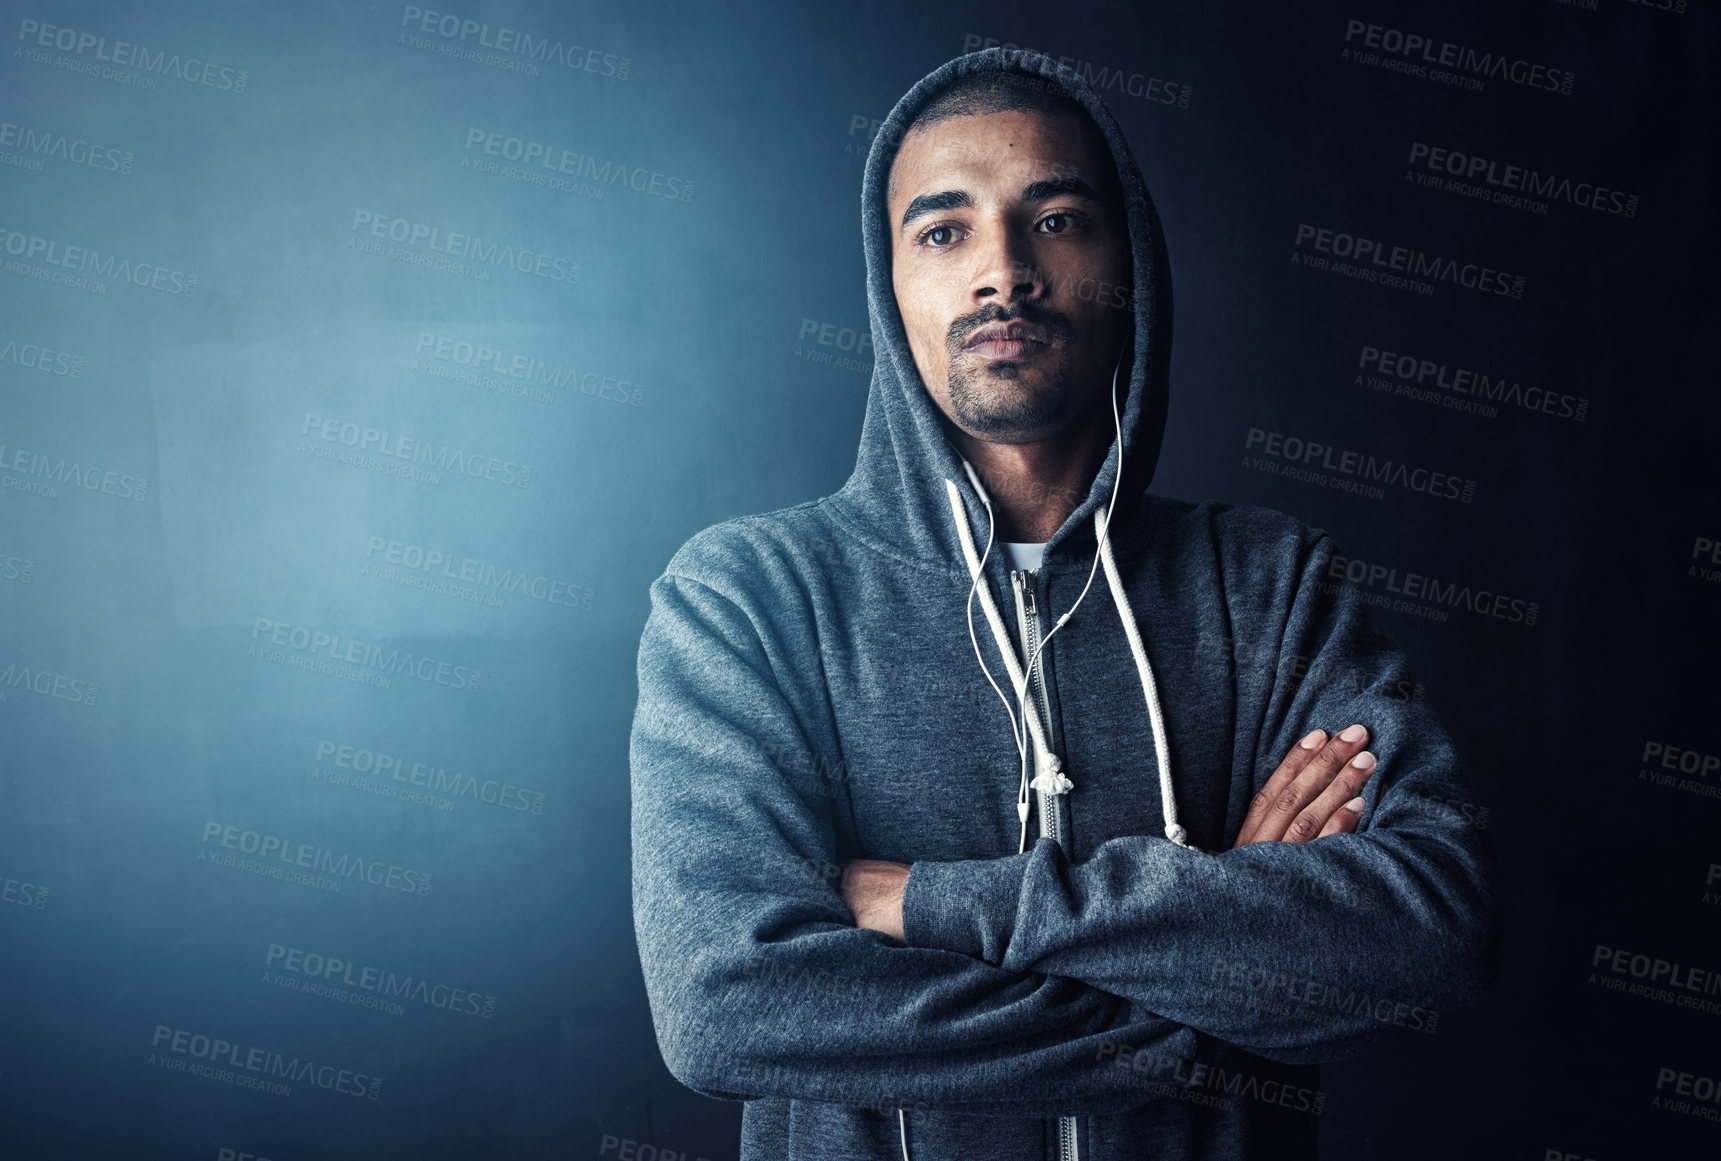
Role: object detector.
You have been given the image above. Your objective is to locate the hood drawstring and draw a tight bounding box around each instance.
[898,488,1185,1161]
[944,478,1190,849]
[1095,506,1187,847]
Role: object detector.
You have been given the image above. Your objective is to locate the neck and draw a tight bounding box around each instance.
[950,407,1113,543]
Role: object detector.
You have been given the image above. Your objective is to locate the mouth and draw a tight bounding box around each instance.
[961,320,1051,360]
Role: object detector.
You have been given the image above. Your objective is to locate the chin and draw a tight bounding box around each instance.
[979,360,1027,381]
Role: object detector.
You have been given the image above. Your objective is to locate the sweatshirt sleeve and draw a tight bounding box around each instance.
[631,566,1235,1117]
[898,527,1505,1066]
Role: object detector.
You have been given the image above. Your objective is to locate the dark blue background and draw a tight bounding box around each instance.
[1,1,1715,1157]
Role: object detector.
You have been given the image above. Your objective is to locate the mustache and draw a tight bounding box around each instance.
[946,303,1074,352]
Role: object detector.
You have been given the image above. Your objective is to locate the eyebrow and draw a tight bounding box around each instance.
[898,176,1105,234]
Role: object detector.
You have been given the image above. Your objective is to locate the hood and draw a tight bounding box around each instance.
[832,46,1173,573]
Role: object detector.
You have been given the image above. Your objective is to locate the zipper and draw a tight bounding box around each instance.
[1011,569,1069,857]
[1011,567,1078,1161]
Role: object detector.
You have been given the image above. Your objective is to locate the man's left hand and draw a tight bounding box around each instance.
[839,859,910,942]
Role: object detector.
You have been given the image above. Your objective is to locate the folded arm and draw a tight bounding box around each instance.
[631,569,1233,1116]
[899,529,1506,1065]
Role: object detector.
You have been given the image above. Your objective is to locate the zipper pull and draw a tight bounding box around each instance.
[1021,571,1036,615]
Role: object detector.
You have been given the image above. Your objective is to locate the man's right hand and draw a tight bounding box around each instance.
[1230,724,1376,848]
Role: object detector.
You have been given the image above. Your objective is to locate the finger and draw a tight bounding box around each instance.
[1233,729,1328,847]
[1250,723,1370,844]
[1267,726,1370,842]
[1289,750,1378,842]
[1285,753,1376,843]
[1316,796,1367,839]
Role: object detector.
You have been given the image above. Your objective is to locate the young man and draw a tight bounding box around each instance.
[630,48,1501,1161]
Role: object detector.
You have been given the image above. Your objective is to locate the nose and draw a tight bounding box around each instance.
[969,218,1043,307]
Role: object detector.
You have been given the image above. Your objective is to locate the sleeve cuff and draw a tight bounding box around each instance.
[901,849,1036,965]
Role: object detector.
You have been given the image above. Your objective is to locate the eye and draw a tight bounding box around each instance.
[1038,211,1084,235]
[916,223,966,247]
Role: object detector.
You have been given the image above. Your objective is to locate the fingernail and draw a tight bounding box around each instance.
[1344,797,1365,812]
[1350,751,1375,770]
[1339,723,1367,743]
[1299,730,1325,749]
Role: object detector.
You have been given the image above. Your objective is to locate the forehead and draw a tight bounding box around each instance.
[887,108,1110,206]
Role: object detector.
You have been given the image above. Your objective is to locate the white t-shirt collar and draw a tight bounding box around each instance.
[1002,541,1047,572]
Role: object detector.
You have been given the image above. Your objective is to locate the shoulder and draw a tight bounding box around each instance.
[1131,494,1341,627]
[658,498,846,606]
[1140,492,1333,560]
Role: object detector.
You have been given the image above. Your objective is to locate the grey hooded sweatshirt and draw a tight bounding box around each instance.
[630,47,1502,1161]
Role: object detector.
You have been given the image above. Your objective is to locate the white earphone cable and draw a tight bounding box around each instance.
[946,341,1130,854]
[1016,345,1129,725]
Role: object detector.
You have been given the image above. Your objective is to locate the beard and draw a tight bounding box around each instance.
[946,353,1079,440]
[943,301,1081,440]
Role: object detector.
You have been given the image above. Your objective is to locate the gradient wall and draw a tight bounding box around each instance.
[1,1,1715,1158]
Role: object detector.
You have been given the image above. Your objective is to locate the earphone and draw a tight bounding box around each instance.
[957,340,1131,853]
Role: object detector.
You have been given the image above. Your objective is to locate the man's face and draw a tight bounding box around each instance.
[887,107,1129,445]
